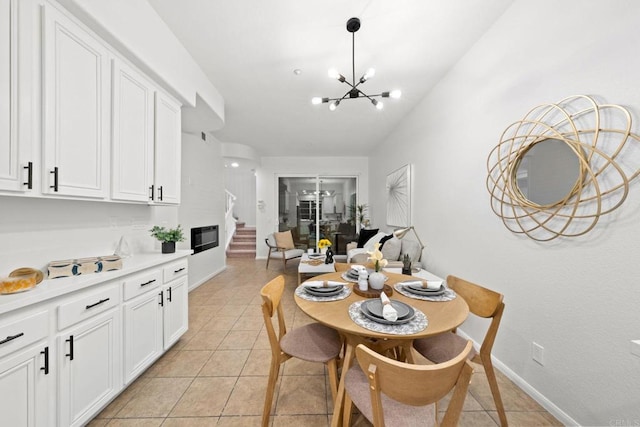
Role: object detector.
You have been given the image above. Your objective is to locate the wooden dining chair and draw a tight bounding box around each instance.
[413,275,507,426]
[334,262,351,272]
[343,340,474,427]
[260,275,342,427]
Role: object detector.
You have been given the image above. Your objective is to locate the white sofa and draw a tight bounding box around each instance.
[346,232,423,268]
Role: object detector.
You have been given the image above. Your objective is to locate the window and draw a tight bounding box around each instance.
[299,200,322,220]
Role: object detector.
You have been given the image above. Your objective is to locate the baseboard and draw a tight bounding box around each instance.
[188,265,227,292]
[455,329,580,426]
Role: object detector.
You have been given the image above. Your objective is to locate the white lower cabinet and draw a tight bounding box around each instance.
[162,276,188,349]
[122,261,188,384]
[122,270,163,384]
[57,285,121,427]
[161,259,188,349]
[0,310,51,426]
[0,254,189,425]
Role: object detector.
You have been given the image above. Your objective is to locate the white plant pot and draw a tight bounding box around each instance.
[320,248,327,255]
[368,272,385,290]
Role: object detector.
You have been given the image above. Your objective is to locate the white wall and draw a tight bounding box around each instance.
[0,196,179,275]
[256,156,369,258]
[179,133,227,289]
[368,1,640,425]
[224,168,257,226]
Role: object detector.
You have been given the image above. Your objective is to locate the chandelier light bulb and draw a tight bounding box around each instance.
[389,90,402,99]
[372,99,384,110]
[329,100,340,111]
[328,68,340,79]
[364,68,376,80]
[311,97,323,105]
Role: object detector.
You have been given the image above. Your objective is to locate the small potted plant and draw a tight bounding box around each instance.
[402,253,412,275]
[149,225,185,253]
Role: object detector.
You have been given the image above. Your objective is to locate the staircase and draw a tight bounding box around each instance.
[226,222,256,258]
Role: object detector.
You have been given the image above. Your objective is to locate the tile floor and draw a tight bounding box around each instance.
[89,258,562,426]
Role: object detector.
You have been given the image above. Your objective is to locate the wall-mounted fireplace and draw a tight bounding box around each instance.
[191,225,218,254]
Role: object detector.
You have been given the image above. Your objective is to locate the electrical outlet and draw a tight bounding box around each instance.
[631,340,640,358]
[532,342,544,366]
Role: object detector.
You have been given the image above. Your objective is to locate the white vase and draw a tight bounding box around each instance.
[320,247,327,255]
[368,271,385,290]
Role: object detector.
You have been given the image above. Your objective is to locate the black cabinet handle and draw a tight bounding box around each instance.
[140,279,156,287]
[40,346,49,375]
[66,335,74,361]
[50,167,59,192]
[149,184,154,201]
[85,297,110,310]
[0,332,24,346]
[158,185,163,201]
[167,286,172,302]
[159,290,164,307]
[23,162,33,189]
[174,267,185,273]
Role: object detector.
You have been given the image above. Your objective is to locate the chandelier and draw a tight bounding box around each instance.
[312,17,401,111]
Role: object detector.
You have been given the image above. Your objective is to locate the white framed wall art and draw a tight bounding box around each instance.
[386,164,411,227]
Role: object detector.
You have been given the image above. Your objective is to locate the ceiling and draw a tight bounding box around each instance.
[147,0,513,157]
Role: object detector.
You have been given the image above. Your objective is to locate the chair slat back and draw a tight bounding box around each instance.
[260,276,287,357]
[355,340,473,407]
[447,275,503,318]
[334,263,351,272]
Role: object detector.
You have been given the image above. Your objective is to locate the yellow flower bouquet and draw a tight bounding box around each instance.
[318,238,332,249]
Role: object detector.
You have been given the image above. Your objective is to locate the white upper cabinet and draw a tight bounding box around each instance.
[111,58,155,202]
[42,2,110,199]
[153,91,181,205]
[0,0,35,193]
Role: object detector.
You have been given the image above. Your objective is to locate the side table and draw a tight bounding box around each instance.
[297,253,336,284]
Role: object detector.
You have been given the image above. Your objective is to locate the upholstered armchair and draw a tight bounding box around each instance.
[265,231,305,270]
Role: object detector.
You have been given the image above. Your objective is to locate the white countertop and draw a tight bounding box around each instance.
[0,250,192,316]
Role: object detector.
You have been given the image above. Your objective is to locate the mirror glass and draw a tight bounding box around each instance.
[514,138,582,206]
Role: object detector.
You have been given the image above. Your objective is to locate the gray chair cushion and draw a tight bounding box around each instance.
[344,364,436,427]
[413,332,477,363]
[270,248,304,260]
[280,323,342,363]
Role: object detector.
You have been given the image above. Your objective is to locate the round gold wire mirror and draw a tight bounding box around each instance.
[487,95,640,241]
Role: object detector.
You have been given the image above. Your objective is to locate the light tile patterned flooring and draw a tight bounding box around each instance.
[89,258,562,426]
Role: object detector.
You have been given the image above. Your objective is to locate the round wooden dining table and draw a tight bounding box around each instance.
[294,270,470,427]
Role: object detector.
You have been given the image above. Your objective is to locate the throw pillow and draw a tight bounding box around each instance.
[378,234,394,250]
[357,228,379,248]
[274,231,294,251]
[364,232,387,251]
[381,237,402,261]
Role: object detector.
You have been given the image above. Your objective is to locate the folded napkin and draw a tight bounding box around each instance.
[304,280,346,288]
[380,292,398,321]
[304,281,328,288]
[402,280,443,290]
[350,264,367,272]
[327,280,347,287]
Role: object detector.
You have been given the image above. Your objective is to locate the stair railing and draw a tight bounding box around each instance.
[225,190,237,250]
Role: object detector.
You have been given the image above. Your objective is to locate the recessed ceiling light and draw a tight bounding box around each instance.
[293,69,302,75]
[231,162,239,168]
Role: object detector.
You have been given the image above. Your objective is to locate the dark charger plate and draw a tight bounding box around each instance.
[360,299,415,325]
